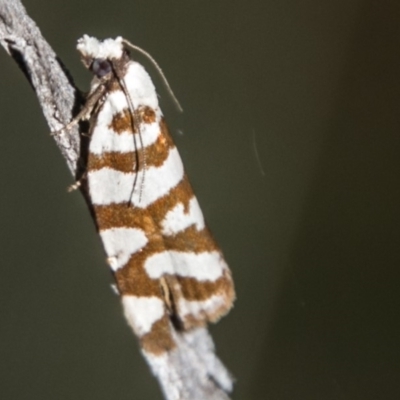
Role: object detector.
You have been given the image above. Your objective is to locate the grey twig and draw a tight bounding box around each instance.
[0,0,80,174]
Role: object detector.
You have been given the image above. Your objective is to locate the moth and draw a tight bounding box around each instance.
[65,35,235,399]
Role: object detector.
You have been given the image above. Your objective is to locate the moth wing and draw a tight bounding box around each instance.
[142,120,235,329]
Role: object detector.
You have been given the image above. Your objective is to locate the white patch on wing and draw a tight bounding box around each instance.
[100,91,129,118]
[90,130,135,154]
[89,122,161,154]
[122,295,165,336]
[177,294,226,320]
[100,227,148,270]
[124,62,160,110]
[161,197,205,236]
[88,168,135,205]
[88,147,184,207]
[130,147,184,208]
[145,251,226,281]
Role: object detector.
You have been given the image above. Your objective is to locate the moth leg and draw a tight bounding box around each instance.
[159,277,173,314]
[67,171,88,192]
[51,84,107,136]
[161,275,187,331]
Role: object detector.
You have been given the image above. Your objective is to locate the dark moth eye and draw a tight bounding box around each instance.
[91,58,112,78]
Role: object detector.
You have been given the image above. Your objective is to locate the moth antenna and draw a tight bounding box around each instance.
[118,77,146,204]
[122,38,183,113]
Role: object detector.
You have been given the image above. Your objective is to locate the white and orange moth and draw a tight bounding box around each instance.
[67,35,235,399]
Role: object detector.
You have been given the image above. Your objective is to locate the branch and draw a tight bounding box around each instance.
[0,2,233,400]
[0,0,80,174]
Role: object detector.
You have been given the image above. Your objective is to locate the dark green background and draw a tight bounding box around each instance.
[1,1,399,399]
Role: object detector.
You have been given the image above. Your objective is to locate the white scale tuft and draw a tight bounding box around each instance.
[161,197,205,236]
[145,251,227,281]
[122,295,165,336]
[100,227,148,271]
[77,35,124,59]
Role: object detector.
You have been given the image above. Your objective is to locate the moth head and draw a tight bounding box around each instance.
[77,35,126,78]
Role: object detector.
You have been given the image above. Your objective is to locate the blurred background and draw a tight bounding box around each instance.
[1,1,400,399]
